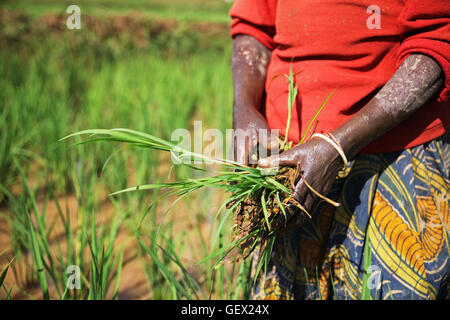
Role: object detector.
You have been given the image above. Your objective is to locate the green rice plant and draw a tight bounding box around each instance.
[270,65,336,149]
[0,256,15,300]
[132,221,205,300]
[62,128,286,257]
[2,156,127,300]
[361,237,373,300]
[329,268,337,300]
[315,265,323,300]
[62,94,335,288]
[386,282,394,300]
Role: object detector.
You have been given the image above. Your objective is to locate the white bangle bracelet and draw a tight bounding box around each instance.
[311,133,348,169]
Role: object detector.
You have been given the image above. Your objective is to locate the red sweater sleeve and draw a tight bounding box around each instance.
[229,0,278,51]
[396,0,450,101]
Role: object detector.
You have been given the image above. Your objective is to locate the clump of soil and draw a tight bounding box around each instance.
[228,166,310,262]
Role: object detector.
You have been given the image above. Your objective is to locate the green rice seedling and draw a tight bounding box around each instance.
[62,89,336,286]
[280,65,299,151]
[361,237,373,300]
[386,282,394,300]
[329,268,337,300]
[2,156,128,300]
[62,128,287,261]
[0,256,15,300]
[86,202,125,300]
[132,222,201,300]
[225,74,336,270]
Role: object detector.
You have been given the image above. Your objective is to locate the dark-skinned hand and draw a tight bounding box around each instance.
[232,105,279,165]
[258,138,344,230]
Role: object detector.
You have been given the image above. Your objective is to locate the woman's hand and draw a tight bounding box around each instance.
[231,34,277,165]
[258,138,343,226]
[233,105,279,165]
[257,53,444,229]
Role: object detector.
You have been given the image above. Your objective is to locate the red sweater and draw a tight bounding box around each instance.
[230,0,450,153]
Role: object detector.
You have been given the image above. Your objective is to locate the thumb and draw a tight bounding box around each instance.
[258,149,297,168]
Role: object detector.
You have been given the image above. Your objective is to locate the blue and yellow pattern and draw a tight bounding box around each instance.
[251,132,450,300]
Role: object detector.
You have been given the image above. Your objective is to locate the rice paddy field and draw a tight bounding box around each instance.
[0,0,259,300]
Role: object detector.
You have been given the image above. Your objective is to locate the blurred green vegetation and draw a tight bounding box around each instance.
[0,6,233,192]
[2,0,233,22]
[0,5,249,300]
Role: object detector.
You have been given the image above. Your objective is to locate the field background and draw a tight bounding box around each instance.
[0,0,256,300]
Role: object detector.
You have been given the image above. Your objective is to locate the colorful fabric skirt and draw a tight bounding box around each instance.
[251,132,450,300]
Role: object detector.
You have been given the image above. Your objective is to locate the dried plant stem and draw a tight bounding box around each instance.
[298,172,340,207]
[282,196,312,219]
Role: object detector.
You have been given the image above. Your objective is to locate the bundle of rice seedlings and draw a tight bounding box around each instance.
[225,69,337,276]
[62,68,337,280]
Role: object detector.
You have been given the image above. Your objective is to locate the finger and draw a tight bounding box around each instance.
[234,141,249,165]
[257,129,280,151]
[293,179,308,205]
[248,131,259,165]
[302,191,315,215]
[233,131,251,165]
[258,148,297,168]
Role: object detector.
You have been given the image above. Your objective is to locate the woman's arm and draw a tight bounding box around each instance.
[259,53,444,219]
[333,54,445,160]
[232,35,271,113]
[232,35,278,165]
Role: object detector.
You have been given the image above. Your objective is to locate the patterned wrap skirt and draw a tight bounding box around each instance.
[251,132,450,300]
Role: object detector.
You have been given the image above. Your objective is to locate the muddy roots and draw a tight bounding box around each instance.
[227,166,312,262]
